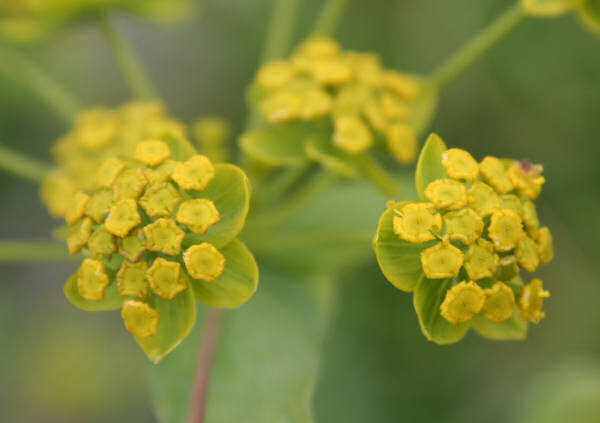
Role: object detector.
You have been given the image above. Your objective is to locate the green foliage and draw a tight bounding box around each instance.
[240,123,311,166]
[414,133,447,199]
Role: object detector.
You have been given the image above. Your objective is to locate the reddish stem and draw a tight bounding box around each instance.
[187,308,222,423]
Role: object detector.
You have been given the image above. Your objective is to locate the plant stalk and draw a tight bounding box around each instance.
[187,308,222,423]
[0,143,50,182]
[0,241,75,263]
[260,0,302,63]
[429,2,525,90]
[312,0,349,36]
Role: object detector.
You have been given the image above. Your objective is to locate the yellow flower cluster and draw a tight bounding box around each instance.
[65,140,224,339]
[41,101,186,218]
[253,36,422,162]
[393,148,553,325]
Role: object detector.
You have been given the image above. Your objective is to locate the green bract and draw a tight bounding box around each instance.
[62,134,258,362]
[374,134,553,344]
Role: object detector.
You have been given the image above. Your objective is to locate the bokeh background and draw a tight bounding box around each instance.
[1,0,599,422]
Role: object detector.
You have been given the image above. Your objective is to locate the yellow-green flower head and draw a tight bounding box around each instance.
[245,36,425,166]
[480,282,515,323]
[440,281,485,324]
[442,148,479,180]
[424,178,467,210]
[443,208,484,245]
[393,203,442,243]
[488,209,525,252]
[62,138,258,362]
[0,0,193,43]
[507,160,546,200]
[41,101,187,218]
[464,239,499,281]
[519,278,550,323]
[420,240,464,279]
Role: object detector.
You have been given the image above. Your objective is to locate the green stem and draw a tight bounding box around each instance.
[99,13,158,99]
[312,0,348,36]
[0,241,75,263]
[0,43,81,124]
[0,143,50,182]
[260,0,302,63]
[255,162,313,208]
[358,154,399,197]
[429,2,525,90]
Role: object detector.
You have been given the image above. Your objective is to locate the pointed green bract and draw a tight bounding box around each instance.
[240,124,310,166]
[305,135,361,178]
[470,308,528,340]
[578,0,600,34]
[190,239,259,308]
[161,133,197,161]
[135,277,197,363]
[415,133,447,200]
[184,164,251,249]
[413,277,469,345]
[373,205,430,292]
[64,273,125,311]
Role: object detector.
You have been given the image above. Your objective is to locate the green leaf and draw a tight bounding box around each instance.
[184,164,251,249]
[190,239,259,308]
[204,264,337,422]
[135,278,197,363]
[161,133,198,161]
[64,273,124,311]
[470,308,528,340]
[413,277,469,345]
[578,0,600,34]
[373,205,429,292]
[415,133,447,200]
[240,124,310,166]
[522,0,579,16]
[408,85,438,136]
[305,135,361,178]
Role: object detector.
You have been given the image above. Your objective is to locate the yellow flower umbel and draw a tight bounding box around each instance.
[519,278,550,323]
[41,101,187,218]
[62,137,258,362]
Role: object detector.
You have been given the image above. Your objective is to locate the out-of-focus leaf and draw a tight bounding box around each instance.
[373,205,430,292]
[161,133,197,161]
[522,0,579,16]
[135,277,196,363]
[184,164,251,249]
[578,0,600,34]
[414,133,447,200]
[305,135,361,178]
[63,273,124,311]
[240,124,310,166]
[470,308,528,340]
[191,239,259,308]
[413,277,469,345]
[408,85,438,136]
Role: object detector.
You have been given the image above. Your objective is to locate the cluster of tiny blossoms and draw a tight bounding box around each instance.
[253,36,422,162]
[393,149,553,325]
[65,140,224,339]
[41,101,186,218]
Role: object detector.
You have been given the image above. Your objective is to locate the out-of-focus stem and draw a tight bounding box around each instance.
[260,0,302,63]
[0,241,75,263]
[0,142,50,182]
[312,0,348,36]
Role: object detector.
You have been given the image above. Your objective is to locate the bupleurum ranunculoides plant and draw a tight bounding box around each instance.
[374,134,553,344]
[62,135,258,362]
[241,36,436,184]
[41,100,186,218]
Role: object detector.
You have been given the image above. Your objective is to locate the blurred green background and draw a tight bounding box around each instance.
[1,0,599,422]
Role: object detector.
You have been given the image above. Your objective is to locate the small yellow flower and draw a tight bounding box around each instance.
[520,278,550,323]
[481,282,515,323]
[387,123,418,164]
[297,36,341,58]
[143,218,186,256]
[424,179,467,210]
[118,229,146,262]
[95,158,126,189]
[479,156,513,194]
[309,59,353,86]
[464,239,499,281]
[112,168,148,201]
[443,208,484,245]
[134,139,172,167]
[442,148,479,180]
[536,226,554,265]
[467,181,500,217]
[75,109,118,150]
[363,99,388,132]
[121,300,160,339]
[77,258,110,301]
[440,281,485,324]
[256,60,296,90]
[420,241,464,279]
[379,93,411,121]
[105,199,141,238]
[171,155,216,191]
[501,194,523,216]
[147,258,187,300]
[333,115,373,154]
[260,90,303,123]
[67,217,93,255]
[85,188,113,223]
[144,160,177,185]
[332,84,371,117]
[300,88,333,119]
[117,261,149,298]
[488,210,525,252]
[40,171,77,218]
[65,191,90,226]
[139,182,182,218]
[507,161,546,200]
[87,226,116,257]
[176,199,221,235]
[392,203,442,243]
[183,243,226,282]
[515,235,540,273]
[382,72,420,101]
